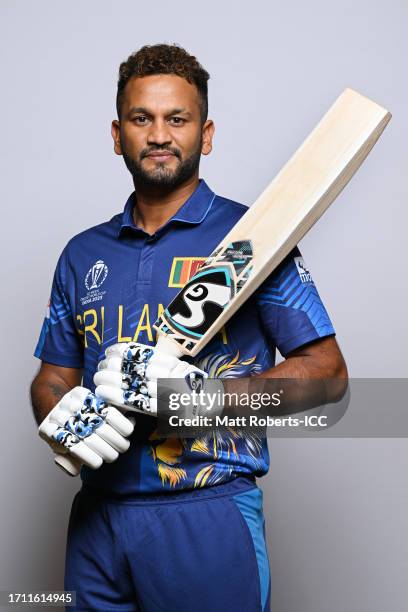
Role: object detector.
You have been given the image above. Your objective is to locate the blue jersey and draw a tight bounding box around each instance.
[35,179,335,494]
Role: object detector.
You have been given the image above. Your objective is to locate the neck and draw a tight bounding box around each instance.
[132,174,200,235]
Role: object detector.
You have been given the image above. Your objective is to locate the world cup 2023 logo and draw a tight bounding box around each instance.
[85,260,108,291]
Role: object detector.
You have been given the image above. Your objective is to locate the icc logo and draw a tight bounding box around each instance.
[85,260,108,291]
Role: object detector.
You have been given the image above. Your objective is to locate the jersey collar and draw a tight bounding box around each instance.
[119,179,216,237]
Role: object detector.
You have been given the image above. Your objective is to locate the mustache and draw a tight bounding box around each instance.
[140,146,181,160]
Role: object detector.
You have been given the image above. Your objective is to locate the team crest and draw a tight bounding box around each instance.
[169,257,206,287]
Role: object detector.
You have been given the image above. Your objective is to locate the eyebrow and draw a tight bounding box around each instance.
[128,106,192,118]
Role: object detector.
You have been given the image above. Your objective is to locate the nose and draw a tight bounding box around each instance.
[147,119,172,146]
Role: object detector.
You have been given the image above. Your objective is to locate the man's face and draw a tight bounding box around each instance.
[112,74,214,189]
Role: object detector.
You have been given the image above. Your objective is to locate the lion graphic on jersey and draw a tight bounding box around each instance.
[148,350,264,488]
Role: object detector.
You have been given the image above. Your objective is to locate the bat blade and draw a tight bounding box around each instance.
[154,88,391,357]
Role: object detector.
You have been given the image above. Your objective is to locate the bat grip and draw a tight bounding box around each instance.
[54,453,82,476]
[155,333,184,358]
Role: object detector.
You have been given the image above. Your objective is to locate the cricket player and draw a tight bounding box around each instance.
[31,44,348,611]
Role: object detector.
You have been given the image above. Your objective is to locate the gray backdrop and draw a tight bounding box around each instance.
[1,0,407,610]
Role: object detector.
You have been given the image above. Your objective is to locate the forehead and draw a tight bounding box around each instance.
[122,74,200,113]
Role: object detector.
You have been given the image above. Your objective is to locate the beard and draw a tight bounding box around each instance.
[121,137,202,190]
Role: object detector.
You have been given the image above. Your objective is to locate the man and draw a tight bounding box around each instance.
[31,44,347,612]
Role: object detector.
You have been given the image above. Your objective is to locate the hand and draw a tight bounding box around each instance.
[94,342,155,413]
[38,386,135,472]
[94,340,224,417]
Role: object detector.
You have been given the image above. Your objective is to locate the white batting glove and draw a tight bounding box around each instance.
[38,386,135,471]
[94,341,224,417]
[94,343,155,414]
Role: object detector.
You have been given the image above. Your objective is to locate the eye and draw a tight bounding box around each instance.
[134,115,148,124]
[169,117,185,126]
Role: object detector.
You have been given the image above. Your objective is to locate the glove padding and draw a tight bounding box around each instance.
[38,386,135,470]
[94,342,224,417]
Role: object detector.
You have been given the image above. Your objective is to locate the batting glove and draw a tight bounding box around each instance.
[94,341,224,417]
[38,386,135,471]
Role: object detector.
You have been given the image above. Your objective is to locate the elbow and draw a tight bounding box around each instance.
[30,372,43,403]
[29,376,38,406]
[327,355,348,403]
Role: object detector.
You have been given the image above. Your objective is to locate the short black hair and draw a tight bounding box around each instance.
[116,43,210,123]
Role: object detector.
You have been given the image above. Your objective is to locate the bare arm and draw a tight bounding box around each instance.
[222,336,348,415]
[30,363,83,425]
[262,336,348,381]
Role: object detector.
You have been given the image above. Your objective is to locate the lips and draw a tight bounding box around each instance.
[145,152,175,162]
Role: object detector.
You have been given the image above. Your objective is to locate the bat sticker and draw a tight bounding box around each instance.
[154,241,253,349]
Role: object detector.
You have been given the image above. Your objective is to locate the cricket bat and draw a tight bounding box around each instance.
[54,88,391,476]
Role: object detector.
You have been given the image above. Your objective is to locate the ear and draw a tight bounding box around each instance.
[111,120,123,156]
[201,119,215,156]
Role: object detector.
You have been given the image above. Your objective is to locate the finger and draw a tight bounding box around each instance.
[105,342,152,360]
[81,430,120,461]
[95,384,127,406]
[93,370,123,388]
[47,408,83,433]
[146,363,173,381]
[147,380,157,398]
[70,386,93,402]
[171,362,193,378]
[96,385,151,415]
[105,343,130,358]
[148,352,180,370]
[54,454,81,476]
[40,421,71,445]
[98,356,122,372]
[97,358,108,371]
[41,421,104,470]
[148,398,157,415]
[93,423,130,455]
[69,440,104,470]
[58,393,87,415]
[56,387,92,415]
[105,407,135,437]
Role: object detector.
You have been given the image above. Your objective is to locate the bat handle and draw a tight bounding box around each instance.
[54,453,82,476]
[155,333,184,358]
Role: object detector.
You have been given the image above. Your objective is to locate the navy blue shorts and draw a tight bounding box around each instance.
[65,477,271,611]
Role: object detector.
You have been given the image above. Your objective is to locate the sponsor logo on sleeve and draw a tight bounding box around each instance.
[294,256,313,283]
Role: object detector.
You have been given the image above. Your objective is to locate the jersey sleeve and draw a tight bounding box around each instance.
[255,247,335,357]
[34,247,84,368]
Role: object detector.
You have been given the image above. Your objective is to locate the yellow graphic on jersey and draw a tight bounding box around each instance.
[168,257,206,287]
[148,351,264,489]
